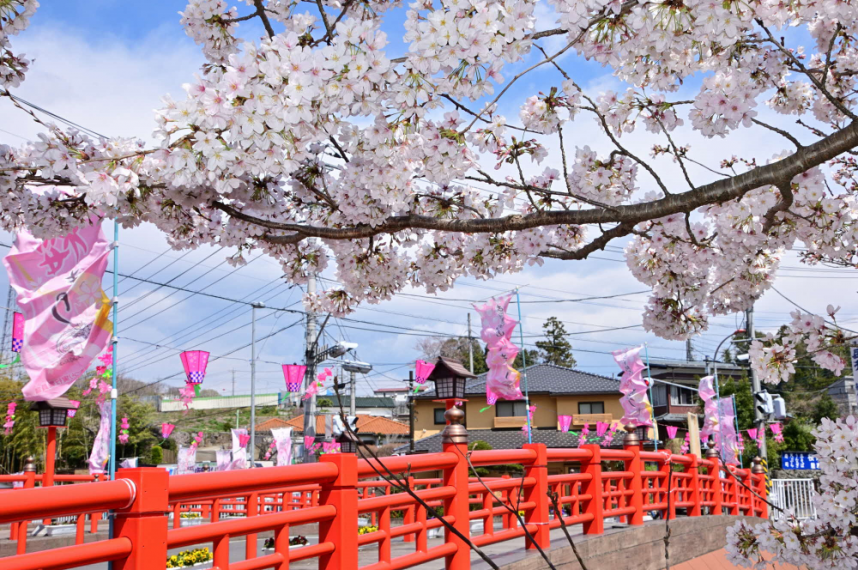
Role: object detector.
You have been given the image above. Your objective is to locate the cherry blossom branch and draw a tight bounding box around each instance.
[541,222,634,260]
[251,0,275,38]
[208,119,858,246]
[750,118,803,149]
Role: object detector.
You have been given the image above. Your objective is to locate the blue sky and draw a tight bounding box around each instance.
[0,1,851,399]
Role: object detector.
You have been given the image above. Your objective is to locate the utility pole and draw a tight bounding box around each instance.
[302,273,318,463]
[408,370,415,454]
[747,306,766,459]
[686,338,693,361]
[231,369,235,397]
[250,301,265,468]
[349,369,356,417]
[467,313,474,373]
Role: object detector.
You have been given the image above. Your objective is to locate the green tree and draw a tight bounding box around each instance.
[535,317,576,368]
[148,445,164,465]
[416,336,488,374]
[512,348,540,370]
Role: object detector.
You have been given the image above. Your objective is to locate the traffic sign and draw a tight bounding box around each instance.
[780,451,820,470]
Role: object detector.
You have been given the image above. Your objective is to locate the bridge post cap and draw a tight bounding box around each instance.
[705,442,719,458]
[23,456,37,472]
[441,404,468,444]
[623,424,640,446]
[751,456,765,474]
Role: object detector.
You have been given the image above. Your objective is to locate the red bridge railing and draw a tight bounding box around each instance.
[0,440,767,570]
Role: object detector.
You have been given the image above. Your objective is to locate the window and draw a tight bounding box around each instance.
[578,402,604,414]
[652,385,667,407]
[496,401,528,417]
[670,386,696,406]
[434,408,446,425]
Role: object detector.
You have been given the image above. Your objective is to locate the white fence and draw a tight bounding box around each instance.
[771,479,817,521]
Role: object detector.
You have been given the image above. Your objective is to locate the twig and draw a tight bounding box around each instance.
[547,490,591,570]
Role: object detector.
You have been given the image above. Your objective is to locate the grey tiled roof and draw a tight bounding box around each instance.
[397,429,588,454]
[415,363,621,399]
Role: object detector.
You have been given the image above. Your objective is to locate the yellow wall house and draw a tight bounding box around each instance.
[408,363,625,453]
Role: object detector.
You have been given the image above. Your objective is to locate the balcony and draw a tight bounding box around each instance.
[494,416,528,429]
[572,413,613,426]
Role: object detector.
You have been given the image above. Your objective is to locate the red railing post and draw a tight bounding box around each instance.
[706,448,722,515]
[113,467,169,570]
[688,454,702,516]
[580,444,603,535]
[442,408,471,570]
[752,457,768,519]
[16,462,36,555]
[404,476,415,543]
[623,437,644,526]
[522,443,549,550]
[318,453,358,570]
[246,492,259,559]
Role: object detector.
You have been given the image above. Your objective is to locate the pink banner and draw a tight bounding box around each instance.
[87,400,111,475]
[272,427,293,467]
[611,346,653,427]
[3,220,113,401]
[216,449,232,471]
[473,294,523,404]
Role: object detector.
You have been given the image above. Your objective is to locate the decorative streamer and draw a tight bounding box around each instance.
[179,350,209,410]
[118,417,130,444]
[698,376,720,445]
[272,427,293,466]
[3,219,114,401]
[521,405,536,436]
[611,346,653,427]
[473,294,523,406]
[717,396,740,465]
[264,441,276,461]
[304,368,331,401]
[321,442,341,454]
[558,415,572,433]
[680,432,690,455]
[87,400,111,475]
[3,402,16,435]
[770,423,784,443]
[67,400,79,418]
[414,360,435,385]
[230,447,247,470]
[282,364,306,392]
[216,449,232,472]
[177,446,196,474]
[190,432,204,450]
[0,312,25,369]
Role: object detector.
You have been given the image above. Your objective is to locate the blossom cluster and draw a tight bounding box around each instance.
[0,0,36,88]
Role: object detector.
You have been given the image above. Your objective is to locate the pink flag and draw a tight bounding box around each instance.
[558,415,572,433]
[3,220,113,401]
[415,360,435,385]
[665,425,678,440]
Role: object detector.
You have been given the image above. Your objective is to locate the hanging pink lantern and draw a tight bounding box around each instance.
[558,415,572,433]
[595,421,609,438]
[238,433,251,448]
[282,363,306,392]
[665,425,679,440]
[11,312,23,353]
[769,423,784,443]
[67,400,80,418]
[414,360,436,385]
[746,428,758,441]
[180,351,210,384]
[162,423,175,439]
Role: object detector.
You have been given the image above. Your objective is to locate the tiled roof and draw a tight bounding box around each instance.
[415,363,621,399]
[254,417,295,432]
[397,429,586,454]
[284,414,409,435]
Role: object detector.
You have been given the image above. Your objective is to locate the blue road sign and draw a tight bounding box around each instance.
[780,451,820,470]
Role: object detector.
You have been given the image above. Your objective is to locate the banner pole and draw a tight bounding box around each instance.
[644,343,657,451]
[515,289,531,444]
[108,220,119,481]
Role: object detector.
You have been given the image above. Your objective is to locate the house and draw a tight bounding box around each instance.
[647,357,745,440]
[374,386,429,419]
[407,363,624,453]
[827,376,857,416]
[282,414,410,447]
[303,395,397,418]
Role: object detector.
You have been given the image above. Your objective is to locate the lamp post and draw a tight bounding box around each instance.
[425,356,475,420]
[250,301,265,467]
[29,397,76,490]
[342,360,372,417]
[302,340,357,462]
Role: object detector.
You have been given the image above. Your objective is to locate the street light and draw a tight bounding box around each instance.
[426,356,475,401]
[343,360,373,417]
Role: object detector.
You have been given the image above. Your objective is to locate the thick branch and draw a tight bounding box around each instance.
[210,121,858,245]
[540,223,634,260]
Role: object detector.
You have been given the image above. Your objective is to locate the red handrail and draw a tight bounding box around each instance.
[0,440,767,570]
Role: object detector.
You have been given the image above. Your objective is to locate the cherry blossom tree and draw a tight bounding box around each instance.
[2,0,858,565]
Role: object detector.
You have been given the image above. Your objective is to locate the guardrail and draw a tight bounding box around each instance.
[0,437,767,570]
